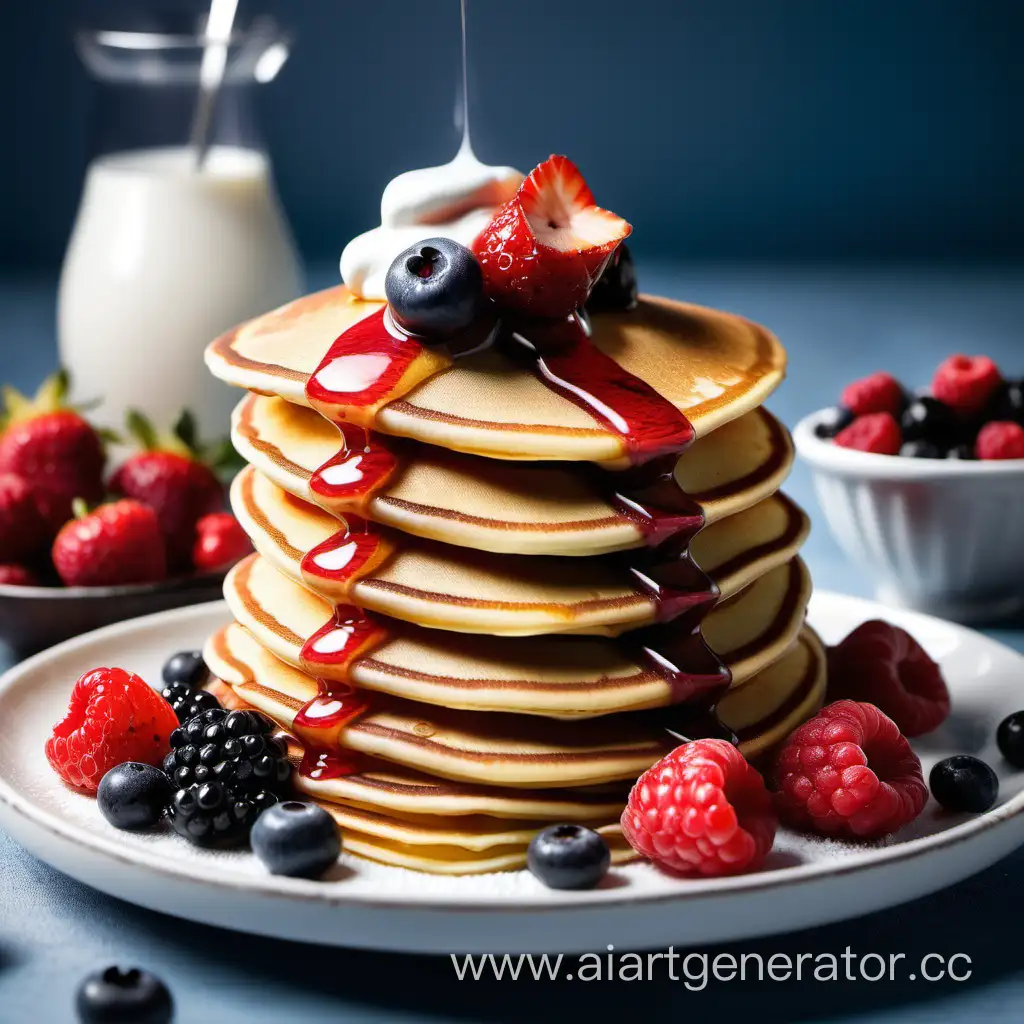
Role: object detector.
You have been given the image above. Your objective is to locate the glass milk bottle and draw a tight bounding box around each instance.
[59,18,303,445]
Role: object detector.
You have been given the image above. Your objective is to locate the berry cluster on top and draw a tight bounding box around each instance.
[0,374,251,589]
[816,355,1024,459]
[382,155,637,341]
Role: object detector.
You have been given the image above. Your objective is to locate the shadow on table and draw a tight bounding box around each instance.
[84,848,1024,1023]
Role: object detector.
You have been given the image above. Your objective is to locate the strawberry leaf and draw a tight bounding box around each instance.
[125,409,159,452]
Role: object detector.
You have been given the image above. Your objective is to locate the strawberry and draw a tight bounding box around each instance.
[110,410,225,571]
[52,499,167,587]
[192,512,252,573]
[0,472,49,563]
[0,371,106,534]
[474,155,632,318]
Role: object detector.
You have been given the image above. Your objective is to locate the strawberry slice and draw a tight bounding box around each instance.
[474,155,631,318]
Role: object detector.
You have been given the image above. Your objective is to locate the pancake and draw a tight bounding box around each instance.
[231,468,808,637]
[206,287,786,461]
[205,619,822,783]
[205,621,673,788]
[324,814,636,875]
[717,626,827,760]
[222,553,812,717]
[232,392,795,556]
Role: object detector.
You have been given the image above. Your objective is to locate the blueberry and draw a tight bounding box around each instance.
[76,965,173,1024]
[946,444,976,460]
[97,763,171,831]
[587,243,638,312]
[988,378,1024,425]
[900,397,962,448]
[997,711,1024,768]
[384,237,483,338]
[814,406,855,440]
[161,650,206,689]
[929,755,999,813]
[527,824,610,890]
[251,801,342,878]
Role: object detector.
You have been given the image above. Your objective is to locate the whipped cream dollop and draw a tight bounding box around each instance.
[340,146,523,300]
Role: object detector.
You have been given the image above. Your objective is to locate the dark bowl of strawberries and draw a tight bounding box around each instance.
[795,354,1024,624]
[0,375,250,657]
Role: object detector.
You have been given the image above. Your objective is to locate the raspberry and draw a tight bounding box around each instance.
[45,667,179,793]
[976,421,1024,460]
[834,413,902,455]
[840,373,905,418]
[0,563,37,586]
[621,739,777,877]
[932,354,1002,418]
[827,621,950,737]
[773,700,927,839]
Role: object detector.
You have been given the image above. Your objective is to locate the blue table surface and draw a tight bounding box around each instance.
[2,263,1024,1023]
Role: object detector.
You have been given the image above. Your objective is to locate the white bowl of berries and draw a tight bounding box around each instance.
[0,375,251,656]
[795,355,1024,623]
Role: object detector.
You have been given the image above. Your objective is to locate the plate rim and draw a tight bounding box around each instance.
[1,592,1023,915]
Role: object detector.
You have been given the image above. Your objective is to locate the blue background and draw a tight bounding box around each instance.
[2,0,1023,269]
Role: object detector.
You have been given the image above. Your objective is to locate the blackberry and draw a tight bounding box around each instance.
[587,244,638,312]
[161,680,221,724]
[162,708,291,795]
[168,780,279,848]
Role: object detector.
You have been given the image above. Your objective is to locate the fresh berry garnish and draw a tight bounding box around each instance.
[161,681,221,724]
[900,396,962,448]
[827,620,950,737]
[0,371,106,534]
[932,354,1002,418]
[840,372,906,418]
[773,700,927,839]
[975,421,1024,460]
[76,966,173,1024]
[162,707,291,794]
[110,410,225,571]
[586,243,638,312]
[946,444,975,460]
[900,440,945,459]
[383,237,484,338]
[161,649,207,688]
[251,800,342,878]
[929,755,998,813]
[51,499,167,588]
[814,406,855,440]
[621,738,776,877]
[833,412,902,455]
[527,823,611,890]
[988,378,1024,426]
[474,155,632,318]
[0,472,49,563]
[996,711,1024,769]
[168,780,278,848]
[0,563,37,586]
[97,762,172,831]
[192,511,252,573]
[45,667,178,793]
[995,712,1024,770]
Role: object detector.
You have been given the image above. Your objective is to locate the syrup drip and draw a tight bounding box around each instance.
[293,607,387,780]
[299,513,395,599]
[498,315,733,730]
[309,422,400,516]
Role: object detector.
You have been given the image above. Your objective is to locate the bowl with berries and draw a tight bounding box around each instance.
[0,374,251,656]
[794,355,1024,622]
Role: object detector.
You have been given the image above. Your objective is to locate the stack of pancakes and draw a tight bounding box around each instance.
[203,286,826,874]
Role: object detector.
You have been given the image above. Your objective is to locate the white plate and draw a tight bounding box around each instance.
[0,593,1022,954]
